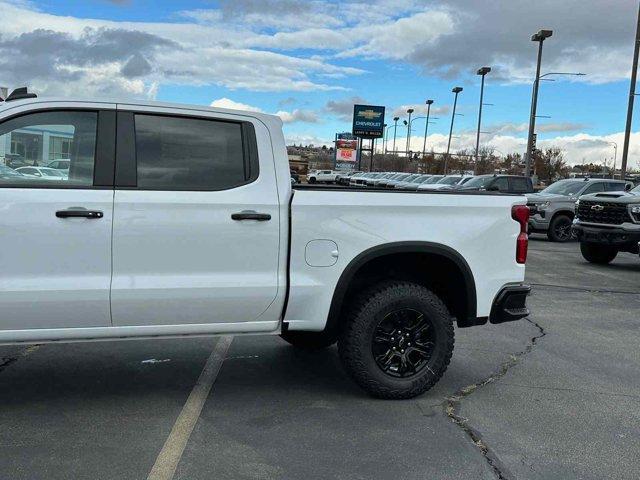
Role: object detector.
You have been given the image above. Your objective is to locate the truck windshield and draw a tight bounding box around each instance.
[540,180,586,196]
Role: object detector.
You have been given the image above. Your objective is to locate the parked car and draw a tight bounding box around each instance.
[363,172,387,186]
[307,169,338,184]
[419,175,474,191]
[573,184,640,264]
[527,178,631,242]
[0,164,25,180]
[290,170,300,183]
[3,153,28,169]
[370,172,397,187]
[457,174,534,194]
[349,172,369,186]
[401,175,434,191]
[393,174,423,189]
[0,93,531,400]
[337,171,361,186]
[16,166,68,180]
[352,172,377,186]
[383,173,412,188]
[47,159,70,171]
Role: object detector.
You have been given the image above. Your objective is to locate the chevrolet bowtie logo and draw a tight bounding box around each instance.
[358,109,381,120]
[590,204,604,211]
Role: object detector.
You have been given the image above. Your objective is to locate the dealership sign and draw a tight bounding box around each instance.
[335,132,358,170]
[352,104,385,138]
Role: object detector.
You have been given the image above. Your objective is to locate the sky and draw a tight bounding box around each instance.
[0,0,639,167]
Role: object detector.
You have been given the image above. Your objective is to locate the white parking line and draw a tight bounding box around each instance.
[147,335,233,480]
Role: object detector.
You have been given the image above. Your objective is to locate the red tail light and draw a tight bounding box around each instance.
[511,205,529,264]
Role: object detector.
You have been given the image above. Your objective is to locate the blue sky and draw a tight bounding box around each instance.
[0,0,639,166]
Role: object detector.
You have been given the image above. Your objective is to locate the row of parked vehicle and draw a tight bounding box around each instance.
[0,162,70,181]
[334,171,535,194]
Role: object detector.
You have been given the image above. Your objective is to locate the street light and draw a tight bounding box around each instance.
[608,141,618,178]
[381,123,388,153]
[445,87,463,174]
[475,67,491,166]
[406,108,414,157]
[392,116,400,155]
[423,99,434,158]
[525,29,553,178]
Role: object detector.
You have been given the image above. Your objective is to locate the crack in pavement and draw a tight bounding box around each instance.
[443,319,547,480]
[0,345,40,375]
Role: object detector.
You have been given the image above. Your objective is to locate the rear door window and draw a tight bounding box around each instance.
[605,182,626,191]
[134,114,253,191]
[493,177,509,191]
[509,177,530,193]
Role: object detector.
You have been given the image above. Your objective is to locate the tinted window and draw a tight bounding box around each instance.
[582,182,605,195]
[135,115,247,191]
[606,182,626,191]
[0,111,97,187]
[493,177,509,191]
[510,177,530,192]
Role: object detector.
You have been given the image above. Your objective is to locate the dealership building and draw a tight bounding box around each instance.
[0,125,74,166]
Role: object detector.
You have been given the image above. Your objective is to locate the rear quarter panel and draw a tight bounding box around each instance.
[286,190,526,331]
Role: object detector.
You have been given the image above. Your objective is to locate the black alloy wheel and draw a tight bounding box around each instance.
[372,308,436,378]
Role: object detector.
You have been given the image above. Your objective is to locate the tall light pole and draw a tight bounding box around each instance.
[622,2,640,179]
[609,141,618,178]
[406,108,414,157]
[383,124,394,153]
[475,67,491,163]
[422,99,434,158]
[392,116,400,155]
[525,29,553,177]
[381,123,388,153]
[445,87,463,174]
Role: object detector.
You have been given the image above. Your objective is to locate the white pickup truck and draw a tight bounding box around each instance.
[0,91,530,399]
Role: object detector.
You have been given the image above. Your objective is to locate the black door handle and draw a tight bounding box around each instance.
[231,210,271,221]
[56,209,104,219]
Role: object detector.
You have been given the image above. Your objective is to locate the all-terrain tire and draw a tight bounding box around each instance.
[280,330,337,350]
[338,282,454,399]
[547,214,574,242]
[580,242,618,264]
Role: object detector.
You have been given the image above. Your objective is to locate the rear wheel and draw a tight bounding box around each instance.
[308,177,316,184]
[338,282,454,399]
[580,242,618,264]
[547,214,574,242]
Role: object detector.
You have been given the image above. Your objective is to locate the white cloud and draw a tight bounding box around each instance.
[397,130,636,168]
[0,0,362,98]
[276,109,319,124]
[210,97,263,112]
[210,97,319,124]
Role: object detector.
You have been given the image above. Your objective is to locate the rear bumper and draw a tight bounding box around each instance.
[489,284,531,324]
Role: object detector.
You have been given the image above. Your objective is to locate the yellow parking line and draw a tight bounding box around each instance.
[147,335,233,480]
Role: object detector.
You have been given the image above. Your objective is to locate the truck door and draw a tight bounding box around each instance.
[110,107,281,327]
[0,107,115,330]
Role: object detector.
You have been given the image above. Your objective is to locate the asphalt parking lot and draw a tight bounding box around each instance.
[1,238,638,480]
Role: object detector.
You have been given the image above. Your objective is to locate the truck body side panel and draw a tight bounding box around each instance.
[286,190,526,331]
